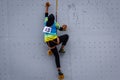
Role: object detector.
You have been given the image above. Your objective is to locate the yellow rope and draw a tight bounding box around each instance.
[56,0,58,11]
[56,0,58,22]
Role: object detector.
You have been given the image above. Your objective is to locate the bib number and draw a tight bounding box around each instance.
[43,26,52,33]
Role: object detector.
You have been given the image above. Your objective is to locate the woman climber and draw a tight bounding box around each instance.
[43,2,69,78]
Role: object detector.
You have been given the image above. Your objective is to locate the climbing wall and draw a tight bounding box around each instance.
[0,0,120,80]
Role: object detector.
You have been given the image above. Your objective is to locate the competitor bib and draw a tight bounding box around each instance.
[43,26,52,33]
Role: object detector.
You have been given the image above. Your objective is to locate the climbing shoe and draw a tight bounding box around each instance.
[59,48,65,53]
[58,70,64,79]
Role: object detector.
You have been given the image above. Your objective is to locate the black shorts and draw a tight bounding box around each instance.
[47,34,69,47]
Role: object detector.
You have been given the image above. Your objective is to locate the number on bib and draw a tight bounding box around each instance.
[43,26,52,33]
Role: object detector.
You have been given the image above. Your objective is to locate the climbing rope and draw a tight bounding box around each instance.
[56,0,58,22]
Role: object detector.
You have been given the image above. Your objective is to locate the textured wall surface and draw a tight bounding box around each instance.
[0,0,120,80]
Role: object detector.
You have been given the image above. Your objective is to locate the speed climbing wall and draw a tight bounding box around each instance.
[0,0,120,80]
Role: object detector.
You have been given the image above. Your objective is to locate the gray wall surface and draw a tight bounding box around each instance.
[0,0,120,80]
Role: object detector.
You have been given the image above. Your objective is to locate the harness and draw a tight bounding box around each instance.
[47,37,60,49]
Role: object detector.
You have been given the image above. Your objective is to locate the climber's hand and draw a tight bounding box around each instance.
[45,2,50,7]
[62,25,67,31]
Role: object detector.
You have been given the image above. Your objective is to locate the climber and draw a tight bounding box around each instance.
[43,2,69,76]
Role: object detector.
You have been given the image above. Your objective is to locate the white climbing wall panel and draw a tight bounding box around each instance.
[0,0,120,80]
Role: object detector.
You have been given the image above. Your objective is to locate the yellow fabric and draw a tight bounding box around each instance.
[44,34,57,42]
